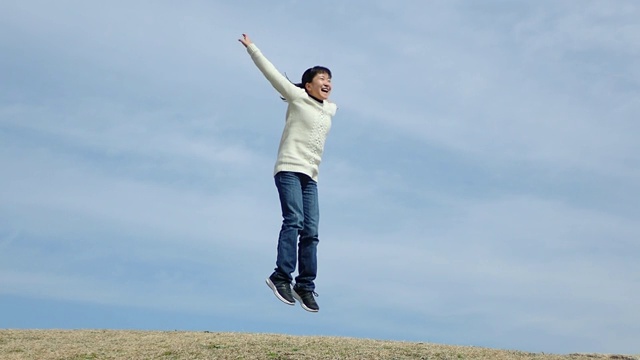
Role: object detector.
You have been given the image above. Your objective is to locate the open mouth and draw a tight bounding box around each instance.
[321,87,331,94]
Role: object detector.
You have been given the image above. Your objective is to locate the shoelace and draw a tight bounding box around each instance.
[295,288,319,297]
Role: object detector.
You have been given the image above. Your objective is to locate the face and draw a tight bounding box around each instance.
[305,72,332,101]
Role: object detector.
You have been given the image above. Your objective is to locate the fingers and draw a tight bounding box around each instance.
[238,33,252,47]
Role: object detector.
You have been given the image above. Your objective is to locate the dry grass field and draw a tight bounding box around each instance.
[0,330,637,360]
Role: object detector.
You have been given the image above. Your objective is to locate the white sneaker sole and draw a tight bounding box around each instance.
[292,289,319,313]
[265,278,295,306]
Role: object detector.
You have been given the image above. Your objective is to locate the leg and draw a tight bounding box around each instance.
[272,172,304,284]
[295,175,319,291]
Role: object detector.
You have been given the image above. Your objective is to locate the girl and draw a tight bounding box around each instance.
[238,34,337,312]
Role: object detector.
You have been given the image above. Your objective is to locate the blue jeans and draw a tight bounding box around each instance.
[272,171,319,291]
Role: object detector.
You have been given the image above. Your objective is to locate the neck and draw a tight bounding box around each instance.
[308,93,324,104]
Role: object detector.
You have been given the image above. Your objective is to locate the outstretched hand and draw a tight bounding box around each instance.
[238,33,252,48]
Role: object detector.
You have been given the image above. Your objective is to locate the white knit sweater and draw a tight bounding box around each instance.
[246,43,337,182]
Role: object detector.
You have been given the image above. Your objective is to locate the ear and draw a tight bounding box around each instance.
[304,82,312,92]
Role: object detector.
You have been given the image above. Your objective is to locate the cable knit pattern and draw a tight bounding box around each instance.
[246,43,337,182]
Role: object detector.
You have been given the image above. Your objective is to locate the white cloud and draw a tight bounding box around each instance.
[330,1,640,179]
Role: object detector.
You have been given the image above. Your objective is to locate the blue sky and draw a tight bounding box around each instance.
[1,0,639,355]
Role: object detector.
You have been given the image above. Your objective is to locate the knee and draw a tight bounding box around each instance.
[282,212,304,229]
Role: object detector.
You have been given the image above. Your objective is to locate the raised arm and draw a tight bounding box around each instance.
[239,34,302,101]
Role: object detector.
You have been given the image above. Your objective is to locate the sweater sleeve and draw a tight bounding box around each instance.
[246,43,303,101]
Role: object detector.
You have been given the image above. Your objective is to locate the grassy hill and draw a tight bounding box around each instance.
[0,330,637,360]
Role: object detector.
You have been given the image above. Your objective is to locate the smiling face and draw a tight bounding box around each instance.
[304,72,332,101]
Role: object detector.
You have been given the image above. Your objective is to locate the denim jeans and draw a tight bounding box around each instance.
[272,171,319,291]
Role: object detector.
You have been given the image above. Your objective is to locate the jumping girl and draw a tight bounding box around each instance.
[238,34,337,312]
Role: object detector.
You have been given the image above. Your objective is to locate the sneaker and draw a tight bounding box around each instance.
[292,286,319,312]
[265,276,295,305]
